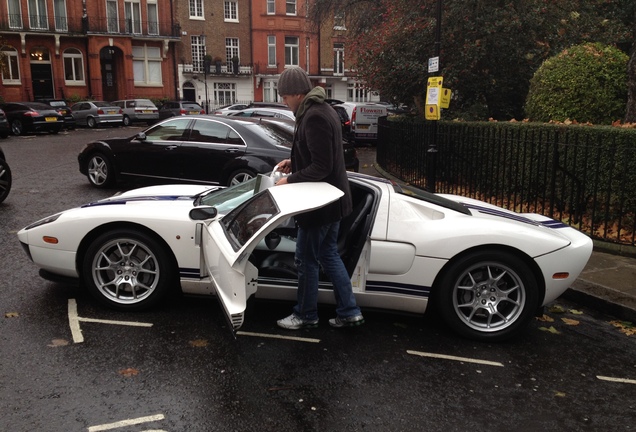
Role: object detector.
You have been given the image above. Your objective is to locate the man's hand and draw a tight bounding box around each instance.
[275,176,288,186]
[277,159,292,174]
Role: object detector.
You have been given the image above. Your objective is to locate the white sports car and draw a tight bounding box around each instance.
[17,172,593,341]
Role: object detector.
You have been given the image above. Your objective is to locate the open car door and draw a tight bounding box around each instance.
[201,182,344,332]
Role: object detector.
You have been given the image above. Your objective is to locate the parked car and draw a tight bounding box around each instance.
[213,103,250,116]
[227,108,295,121]
[36,99,76,129]
[111,99,159,126]
[78,115,293,188]
[0,146,11,203]
[158,101,205,120]
[331,105,352,143]
[0,102,64,135]
[72,101,123,128]
[0,107,10,138]
[17,172,593,342]
[334,102,388,144]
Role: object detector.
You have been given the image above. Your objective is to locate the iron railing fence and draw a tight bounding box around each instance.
[377,117,636,247]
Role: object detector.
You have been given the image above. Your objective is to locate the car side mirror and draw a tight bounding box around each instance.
[136,132,147,141]
[189,206,218,221]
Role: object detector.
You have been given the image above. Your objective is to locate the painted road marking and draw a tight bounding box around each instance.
[597,375,636,385]
[407,350,504,367]
[68,299,153,344]
[88,413,165,431]
[237,331,321,343]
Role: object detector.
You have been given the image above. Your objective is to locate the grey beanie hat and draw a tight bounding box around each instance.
[277,66,312,96]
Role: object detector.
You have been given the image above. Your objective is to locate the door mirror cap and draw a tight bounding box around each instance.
[189,206,218,221]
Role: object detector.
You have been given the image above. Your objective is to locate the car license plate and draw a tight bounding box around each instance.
[357,124,369,130]
[189,111,199,114]
[45,117,57,122]
[108,110,117,114]
[143,110,152,113]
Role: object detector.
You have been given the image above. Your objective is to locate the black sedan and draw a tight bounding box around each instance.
[0,146,11,203]
[0,107,10,139]
[79,116,295,188]
[0,102,64,135]
[36,99,76,129]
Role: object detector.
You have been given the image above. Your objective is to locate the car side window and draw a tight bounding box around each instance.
[188,119,232,144]
[144,118,190,141]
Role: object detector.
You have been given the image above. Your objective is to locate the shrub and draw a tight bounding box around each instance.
[525,43,628,124]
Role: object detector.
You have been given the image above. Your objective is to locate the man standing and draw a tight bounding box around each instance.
[274,66,364,330]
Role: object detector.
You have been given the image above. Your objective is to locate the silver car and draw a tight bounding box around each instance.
[71,101,123,128]
[111,99,159,126]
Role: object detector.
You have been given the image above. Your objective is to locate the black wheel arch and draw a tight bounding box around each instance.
[78,142,116,175]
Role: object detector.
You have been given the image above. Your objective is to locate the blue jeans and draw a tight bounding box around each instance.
[292,221,361,321]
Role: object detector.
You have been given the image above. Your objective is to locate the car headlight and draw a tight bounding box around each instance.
[23,213,62,230]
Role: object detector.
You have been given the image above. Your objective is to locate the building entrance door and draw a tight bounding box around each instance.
[30,48,54,99]
[100,47,121,101]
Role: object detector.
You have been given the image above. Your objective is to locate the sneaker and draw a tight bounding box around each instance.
[329,314,365,328]
[277,314,319,330]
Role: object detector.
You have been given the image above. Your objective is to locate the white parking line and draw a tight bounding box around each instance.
[68,299,153,344]
[597,375,636,385]
[237,331,321,343]
[407,350,504,367]
[88,413,165,431]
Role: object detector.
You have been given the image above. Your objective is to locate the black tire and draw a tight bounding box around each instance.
[82,229,176,311]
[122,115,131,126]
[227,168,256,186]
[0,157,12,203]
[0,132,8,139]
[11,120,23,136]
[433,250,539,342]
[86,152,115,188]
[86,117,97,128]
[50,127,60,134]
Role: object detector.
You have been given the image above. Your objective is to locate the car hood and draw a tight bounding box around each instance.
[82,185,218,208]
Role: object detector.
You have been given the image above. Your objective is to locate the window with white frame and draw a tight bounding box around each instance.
[286,0,296,15]
[333,43,344,75]
[334,10,346,30]
[224,1,238,21]
[267,36,276,67]
[28,0,48,30]
[125,0,142,34]
[284,36,299,66]
[214,82,236,106]
[106,0,119,32]
[263,80,277,103]
[7,0,22,29]
[191,36,206,72]
[1,46,20,83]
[266,0,275,14]
[225,37,239,69]
[63,48,85,83]
[147,0,158,34]
[347,83,370,102]
[132,45,162,85]
[53,0,67,31]
[189,0,203,18]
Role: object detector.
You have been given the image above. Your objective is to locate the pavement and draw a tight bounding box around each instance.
[355,146,636,323]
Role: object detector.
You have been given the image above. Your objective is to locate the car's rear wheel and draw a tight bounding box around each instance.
[86,117,97,128]
[227,168,256,186]
[86,152,115,188]
[122,115,131,126]
[82,229,175,311]
[11,120,23,136]
[434,250,539,342]
[0,157,12,203]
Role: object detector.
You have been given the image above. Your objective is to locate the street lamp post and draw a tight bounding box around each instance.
[427,0,443,193]
[203,56,211,113]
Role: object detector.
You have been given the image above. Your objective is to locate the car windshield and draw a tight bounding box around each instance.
[182,103,202,110]
[48,101,66,107]
[136,99,155,107]
[197,175,273,214]
[93,101,112,107]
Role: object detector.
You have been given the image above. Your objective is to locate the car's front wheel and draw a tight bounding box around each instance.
[0,157,12,203]
[86,152,115,188]
[82,229,176,311]
[227,168,256,186]
[434,250,539,342]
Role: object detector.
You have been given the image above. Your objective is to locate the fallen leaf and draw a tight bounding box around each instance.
[118,368,139,377]
[189,339,209,347]
[536,314,554,322]
[609,320,636,336]
[48,339,69,347]
[555,391,566,397]
[4,312,19,318]
[569,309,584,315]
[539,326,561,334]
[561,318,580,326]
[548,305,565,314]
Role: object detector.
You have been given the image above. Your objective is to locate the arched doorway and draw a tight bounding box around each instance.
[100,46,123,101]
[182,81,196,102]
[30,47,54,99]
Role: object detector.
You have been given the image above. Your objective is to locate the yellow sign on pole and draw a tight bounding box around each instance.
[440,87,451,109]
[425,76,443,120]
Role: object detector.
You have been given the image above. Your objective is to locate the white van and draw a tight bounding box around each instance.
[334,102,387,144]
